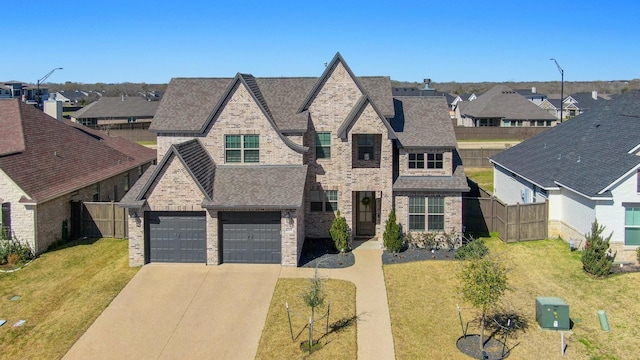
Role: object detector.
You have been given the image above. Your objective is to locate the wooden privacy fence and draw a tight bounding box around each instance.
[454,126,549,141]
[71,202,127,239]
[458,148,506,168]
[463,186,548,242]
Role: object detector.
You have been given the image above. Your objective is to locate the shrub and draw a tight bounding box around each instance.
[383,210,403,252]
[581,220,614,277]
[0,234,34,265]
[637,247,640,263]
[455,237,489,260]
[329,210,349,253]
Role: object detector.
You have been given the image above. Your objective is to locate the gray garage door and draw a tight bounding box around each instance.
[220,212,281,264]
[146,212,207,263]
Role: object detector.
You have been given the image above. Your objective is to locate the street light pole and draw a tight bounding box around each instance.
[550,58,564,122]
[36,67,63,108]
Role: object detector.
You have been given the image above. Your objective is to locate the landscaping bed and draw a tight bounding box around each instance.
[298,238,355,268]
[382,247,458,264]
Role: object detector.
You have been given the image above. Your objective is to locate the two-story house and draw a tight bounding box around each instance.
[120,53,468,266]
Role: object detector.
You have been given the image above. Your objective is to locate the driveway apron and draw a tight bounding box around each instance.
[63,264,280,360]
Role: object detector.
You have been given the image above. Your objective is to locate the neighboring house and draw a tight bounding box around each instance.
[1,80,47,105]
[515,87,547,105]
[490,90,640,263]
[120,53,468,266]
[456,85,557,127]
[563,91,610,118]
[391,86,456,116]
[538,98,579,120]
[70,96,159,128]
[451,93,477,110]
[0,99,156,254]
[52,90,101,105]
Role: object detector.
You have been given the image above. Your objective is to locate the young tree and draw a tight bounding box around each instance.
[302,268,325,351]
[329,210,349,253]
[383,209,402,252]
[458,256,509,351]
[581,219,614,277]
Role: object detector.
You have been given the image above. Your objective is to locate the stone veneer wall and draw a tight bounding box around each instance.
[305,62,393,240]
[394,192,463,235]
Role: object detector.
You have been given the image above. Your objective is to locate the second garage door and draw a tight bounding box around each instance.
[220,211,281,264]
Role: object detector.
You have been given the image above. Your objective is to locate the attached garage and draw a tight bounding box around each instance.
[219,211,281,264]
[146,211,207,263]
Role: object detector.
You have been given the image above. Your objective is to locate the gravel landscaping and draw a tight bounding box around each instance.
[382,247,459,264]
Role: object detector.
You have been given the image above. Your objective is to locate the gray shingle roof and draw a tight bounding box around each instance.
[337,95,397,140]
[461,85,556,120]
[393,166,470,192]
[204,165,308,209]
[491,90,640,196]
[173,140,215,199]
[71,96,159,119]
[391,96,457,148]
[569,92,609,111]
[151,54,393,134]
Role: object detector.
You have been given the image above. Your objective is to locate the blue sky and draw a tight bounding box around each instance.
[5,1,639,84]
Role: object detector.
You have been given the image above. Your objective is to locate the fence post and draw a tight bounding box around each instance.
[112,201,116,238]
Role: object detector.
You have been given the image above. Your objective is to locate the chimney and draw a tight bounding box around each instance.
[531,86,537,94]
[592,90,598,100]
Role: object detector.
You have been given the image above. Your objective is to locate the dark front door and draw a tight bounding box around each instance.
[356,191,376,237]
[220,211,281,264]
[146,211,207,263]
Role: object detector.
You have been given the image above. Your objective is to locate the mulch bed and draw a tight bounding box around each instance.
[456,334,510,360]
[382,247,458,265]
[298,238,355,268]
[611,263,640,274]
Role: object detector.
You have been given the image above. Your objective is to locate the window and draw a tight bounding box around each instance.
[625,207,640,245]
[127,116,137,123]
[310,190,338,212]
[503,120,510,127]
[357,134,375,160]
[428,197,445,231]
[81,118,97,126]
[409,153,425,169]
[409,197,445,231]
[225,135,259,163]
[1,202,10,237]
[427,153,443,169]
[315,132,331,159]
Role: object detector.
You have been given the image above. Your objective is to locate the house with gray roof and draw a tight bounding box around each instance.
[70,96,159,140]
[490,90,640,263]
[120,53,468,267]
[0,99,156,254]
[456,85,557,127]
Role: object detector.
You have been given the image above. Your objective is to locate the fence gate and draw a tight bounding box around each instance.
[463,187,548,242]
[70,201,127,239]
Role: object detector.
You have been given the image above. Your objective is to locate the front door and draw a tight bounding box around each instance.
[356,191,376,237]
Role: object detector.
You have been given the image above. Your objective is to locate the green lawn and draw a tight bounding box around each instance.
[384,237,640,360]
[256,278,357,359]
[135,141,157,146]
[0,238,138,360]
[465,167,494,193]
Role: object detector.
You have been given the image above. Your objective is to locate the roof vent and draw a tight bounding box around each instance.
[577,156,581,163]
[558,153,562,160]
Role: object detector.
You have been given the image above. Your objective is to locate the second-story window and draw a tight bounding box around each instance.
[357,134,375,160]
[315,132,331,159]
[225,135,259,163]
[427,153,443,169]
[409,153,424,169]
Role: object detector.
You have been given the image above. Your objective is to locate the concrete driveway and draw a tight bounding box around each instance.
[64,264,281,360]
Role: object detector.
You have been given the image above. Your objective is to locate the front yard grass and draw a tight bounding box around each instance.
[0,238,138,360]
[384,237,640,360]
[256,278,357,359]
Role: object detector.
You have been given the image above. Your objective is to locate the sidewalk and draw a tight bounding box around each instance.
[279,239,396,360]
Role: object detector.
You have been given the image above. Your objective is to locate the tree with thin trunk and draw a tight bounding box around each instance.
[458,255,509,351]
[302,268,325,352]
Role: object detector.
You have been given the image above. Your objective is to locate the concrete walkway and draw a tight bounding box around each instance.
[280,239,396,360]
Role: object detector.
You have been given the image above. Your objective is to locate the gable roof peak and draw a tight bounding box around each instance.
[297,52,370,114]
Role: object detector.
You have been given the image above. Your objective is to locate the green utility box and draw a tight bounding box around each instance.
[536,297,570,330]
